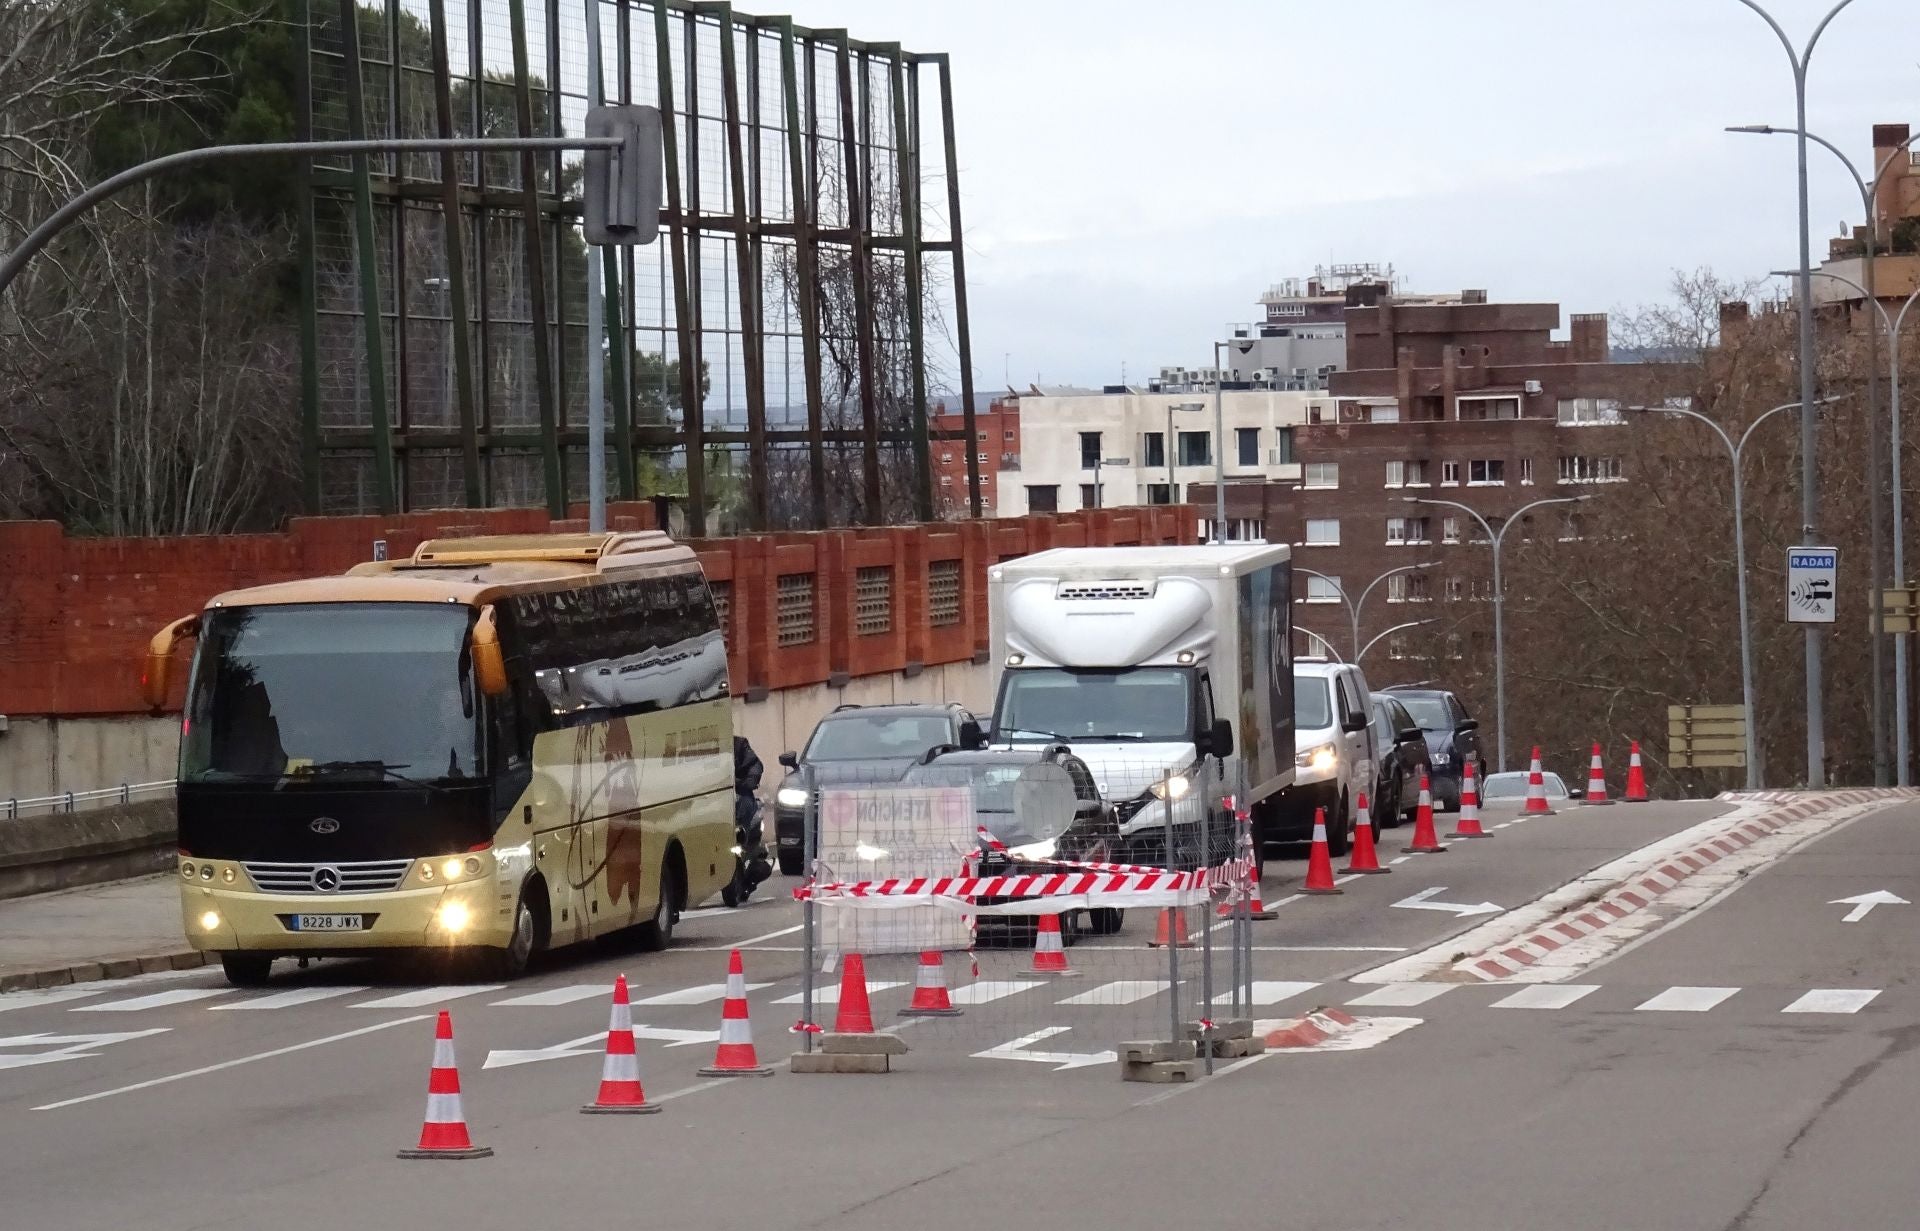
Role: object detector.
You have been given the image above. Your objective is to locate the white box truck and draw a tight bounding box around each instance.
[984,544,1294,867]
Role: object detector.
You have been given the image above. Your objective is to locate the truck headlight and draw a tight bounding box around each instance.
[1007,838,1057,861]
[1148,774,1191,801]
[776,787,809,808]
[1296,743,1336,774]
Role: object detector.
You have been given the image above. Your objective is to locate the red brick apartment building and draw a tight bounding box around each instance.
[1193,292,1688,665]
[932,398,1020,517]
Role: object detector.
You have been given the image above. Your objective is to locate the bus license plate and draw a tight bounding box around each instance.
[293,914,364,932]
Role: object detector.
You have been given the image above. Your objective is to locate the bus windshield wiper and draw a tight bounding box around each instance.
[297,761,457,793]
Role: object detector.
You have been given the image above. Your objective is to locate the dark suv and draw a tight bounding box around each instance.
[1380,687,1480,810]
[772,702,981,874]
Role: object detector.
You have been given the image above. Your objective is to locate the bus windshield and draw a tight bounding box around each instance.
[996,668,1192,743]
[180,604,482,785]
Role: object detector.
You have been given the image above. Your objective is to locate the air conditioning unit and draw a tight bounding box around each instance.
[1524,379,1544,395]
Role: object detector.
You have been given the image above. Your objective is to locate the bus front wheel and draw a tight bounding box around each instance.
[220,953,273,987]
[637,853,683,952]
[478,887,544,980]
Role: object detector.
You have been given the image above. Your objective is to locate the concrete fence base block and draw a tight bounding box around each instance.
[790,1051,892,1074]
[1184,1018,1253,1042]
[1121,1058,1198,1084]
[1120,1039,1196,1064]
[818,1032,909,1056]
[1210,1036,1266,1059]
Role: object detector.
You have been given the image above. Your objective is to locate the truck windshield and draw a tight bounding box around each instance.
[996,668,1191,742]
[179,604,482,785]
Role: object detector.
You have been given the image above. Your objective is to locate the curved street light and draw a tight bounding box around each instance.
[1358,619,1437,665]
[1293,561,1438,660]
[1295,626,1345,662]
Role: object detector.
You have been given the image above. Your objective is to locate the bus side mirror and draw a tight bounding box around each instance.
[472,606,509,697]
[141,616,199,714]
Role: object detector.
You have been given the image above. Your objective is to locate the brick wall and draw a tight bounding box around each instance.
[0,505,1195,718]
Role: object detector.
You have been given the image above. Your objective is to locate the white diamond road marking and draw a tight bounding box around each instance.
[1491,984,1600,1011]
[1635,986,1740,1013]
[491,984,614,1007]
[1059,980,1168,1006]
[72,989,230,1013]
[1214,981,1320,1007]
[351,985,505,1010]
[1782,989,1880,1015]
[947,981,1041,1006]
[773,982,905,1005]
[635,982,769,1007]
[1345,983,1453,1008]
[211,987,369,1011]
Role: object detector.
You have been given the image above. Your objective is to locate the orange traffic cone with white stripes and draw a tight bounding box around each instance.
[1450,761,1488,838]
[1624,740,1650,803]
[1147,907,1194,949]
[1344,792,1389,874]
[1583,743,1614,805]
[699,949,775,1075]
[1404,771,1446,853]
[1524,747,1556,815]
[397,1010,493,1159]
[1302,807,1342,893]
[900,950,963,1016]
[1029,912,1085,971]
[582,974,662,1112]
[832,953,876,1033]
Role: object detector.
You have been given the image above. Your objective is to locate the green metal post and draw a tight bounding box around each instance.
[337,0,397,513]
[428,0,483,507]
[296,0,323,512]
[892,53,931,522]
[507,0,564,515]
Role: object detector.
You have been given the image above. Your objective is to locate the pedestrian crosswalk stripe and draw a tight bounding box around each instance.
[947,981,1041,1006]
[1059,980,1168,1006]
[1491,985,1600,1011]
[773,982,905,1005]
[1345,983,1452,1008]
[633,982,769,1007]
[72,988,230,1013]
[0,986,108,1013]
[1635,986,1739,1012]
[351,985,505,1009]
[1214,981,1320,1007]
[212,987,369,1011]
[1781,989,1879,1014]
[491,984,614,1007]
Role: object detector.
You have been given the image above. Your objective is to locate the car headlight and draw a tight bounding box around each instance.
[776,787,809,808]
[1147,774,1191,801]
[1296,743,1336,774]
[1006,838,1057,861]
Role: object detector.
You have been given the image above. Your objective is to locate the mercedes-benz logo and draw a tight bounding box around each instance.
[311,866,342,892]
[309,817,340,834]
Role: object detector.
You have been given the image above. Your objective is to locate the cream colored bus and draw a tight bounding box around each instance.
[145,532,733,987]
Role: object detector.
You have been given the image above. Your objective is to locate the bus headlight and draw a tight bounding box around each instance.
[200,865,214,881]
[222,866,236,884]
[776,787,809,808]
[181,861,195,879]
[419,864,436,883]
[1148,774,1191,801]
[437,902,471,933]
[199,911,222,932]
[442,858,464,880]
[464,857,482,876]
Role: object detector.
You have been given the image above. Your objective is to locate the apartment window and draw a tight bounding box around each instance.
[1144,431,1166,469]
[1446,633,1463,660]
[1386,516,1430,545]
[1204,518,1266,543]
[1444,575,1466,602]
[1560,512,1584,541]
[1308,402,1331,425]
[1556,397,1624,426]
[1304,574,1343,603]
[1304,518,1340,546]
[1026,485,1059,513]
[1303,462,1339,489]
[1367,404,1401,424]
[1178,431,1212,466]
[1388,633,1412,660]
[1387,573,1432,604]
[1079,431,1102,470]
[1079,484,1102,509]
[1520,457,1534,485]
[1004,429,1016,441]
[1384,460,1429,488]
[1270,427,1296,465]
[1441,460,1460,486]
[1385,460,1404,488]
[1457,395,1520,421]
[1146,483,1174,505]
[1237,427,1260,467]
[976,452,989,464]
[977,431,988,441]
[939,452,952,464]
[1558,455,1624,484]
[1468,458,1506,486]
[1442,515,1461,544]
[939,475,952,486]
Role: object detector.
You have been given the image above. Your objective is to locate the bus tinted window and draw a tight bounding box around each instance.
[503,572,726,724]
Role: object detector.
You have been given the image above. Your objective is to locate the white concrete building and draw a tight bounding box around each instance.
[996,389,1319,520]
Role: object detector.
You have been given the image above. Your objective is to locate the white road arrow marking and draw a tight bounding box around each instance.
[972,1027,1115,1072]
[1390,886,1503,918]
[0,1029,169,1071]
[1830,890,1909,923]
[482,1024,719,1069]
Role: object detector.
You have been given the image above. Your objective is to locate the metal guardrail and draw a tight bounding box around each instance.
[4,780,175,820]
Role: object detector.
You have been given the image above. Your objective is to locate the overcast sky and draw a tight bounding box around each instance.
[774,0,1917,391]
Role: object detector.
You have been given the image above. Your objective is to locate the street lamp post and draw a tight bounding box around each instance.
[1358,619,1437,665]
[1632,398,1832,790]
[1293,562,1437,661]
[1731,0,1857,787]
[1165,400,1205,512]
[1404,494,1584,774]
[1211,338,1254,543]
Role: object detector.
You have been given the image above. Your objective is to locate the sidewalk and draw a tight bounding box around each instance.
[0,875,206,992]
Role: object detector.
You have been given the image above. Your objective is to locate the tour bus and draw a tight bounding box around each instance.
[144,531,734,987]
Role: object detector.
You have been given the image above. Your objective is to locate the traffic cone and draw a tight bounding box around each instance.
[900,950,964,1016]
[832,953,876,1033]
[1302,807,1342,894]
[397,1010,493,1159]
[1028,912,1085,971]
[1524,747,1556,815]
[582,974,662,1112]
[1404,771,1446,853]
[1624,740,1650,803]
[699,949,775,1075]
[1147,907,1194,949]
[1344,792,1389,874]
[1583,743,1614,805]
[1450,761,1488,838]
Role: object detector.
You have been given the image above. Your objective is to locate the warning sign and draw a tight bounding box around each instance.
[1787,546,1838,624]
[816,787,975,955]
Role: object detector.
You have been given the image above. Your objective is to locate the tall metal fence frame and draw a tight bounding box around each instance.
[299,0,978,532]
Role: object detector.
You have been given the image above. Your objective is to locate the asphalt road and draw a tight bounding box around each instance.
[7,794,1918,1230]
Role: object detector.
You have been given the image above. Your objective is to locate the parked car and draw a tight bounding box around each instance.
[1368,692,1432,829]
[899,744,1123,943]
[1479,770,1575,802]
[772,702,982,875]
[1381,686,1481,810]
[1266,658,1374,857]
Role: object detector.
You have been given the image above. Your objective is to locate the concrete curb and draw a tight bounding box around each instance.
[0,947,207,994]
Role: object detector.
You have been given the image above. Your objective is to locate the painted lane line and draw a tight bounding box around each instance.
[1491,984,1600,1010]
[211,986,370,1011]
[0,987,111,1013]
[1782,989,1880,1014]
[1267,893,1306,908]
[948,981,1041,1006]
[1060,980,1169,1006]
[71,988,230,1013]
[1494,822,1516,830]
[636,982,769,1007]
[1252,945,1406,953]
[1213,980,1319,1007]
[490,984,614,1008]
[33,1015,431,1111]
[772,981,902,1006]
[1635,986,1739,1012]
[351,985,504,1009]
[1388,856,1413,866]
[1344,983,1453,1008]
[972,1027,1114,1071]
[732,923,805,947]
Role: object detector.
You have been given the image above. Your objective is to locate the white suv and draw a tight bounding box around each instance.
[1262,659,1375,856]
